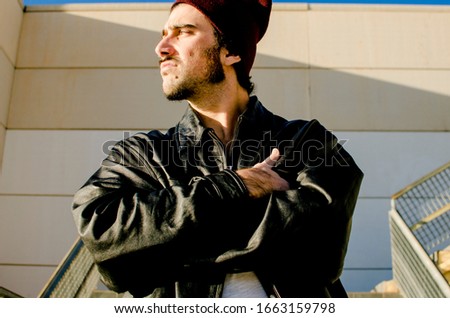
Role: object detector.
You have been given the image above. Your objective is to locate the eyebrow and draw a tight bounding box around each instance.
[162,23,198,36]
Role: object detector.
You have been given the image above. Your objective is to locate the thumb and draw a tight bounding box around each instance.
[263,148,281,167]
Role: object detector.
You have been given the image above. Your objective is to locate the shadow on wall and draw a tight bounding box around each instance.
[9,11,450,131]
[2,9,450,295]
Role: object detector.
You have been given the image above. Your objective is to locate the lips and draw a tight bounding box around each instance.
[160,60,175,68]
[159,59,178,76]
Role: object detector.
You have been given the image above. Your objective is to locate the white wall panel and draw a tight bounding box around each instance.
[0,196,78,264]
[0,130,139,195]
[341,269,393,293]
[1,129,448,198]
[1,129,448,200]
[345,198,392,269]
[335,131,450,198]
[0,125,5,167]
[0,265,57,298]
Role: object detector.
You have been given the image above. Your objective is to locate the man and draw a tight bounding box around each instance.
[72,0,363,298]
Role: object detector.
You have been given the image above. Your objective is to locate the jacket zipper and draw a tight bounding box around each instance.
[208,130,229,170]
[207,115,243,170]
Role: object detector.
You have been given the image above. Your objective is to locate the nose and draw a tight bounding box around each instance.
[155,35,175,58]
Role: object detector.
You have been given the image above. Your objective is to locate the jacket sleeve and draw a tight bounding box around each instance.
[272,120,363,287]
[214,122,363,293]
[72,134,251,295]
[275,142,363,289]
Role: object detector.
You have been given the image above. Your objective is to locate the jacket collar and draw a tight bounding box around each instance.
[175,96,273,149]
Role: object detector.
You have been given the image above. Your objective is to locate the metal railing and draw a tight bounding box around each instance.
[389,161,450,297]
[0,286,23,298]
[38,238,100,298]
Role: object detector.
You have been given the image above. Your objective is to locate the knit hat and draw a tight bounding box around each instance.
[172,0,272,77]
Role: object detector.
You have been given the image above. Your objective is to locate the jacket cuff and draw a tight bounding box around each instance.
[203,169,249,201]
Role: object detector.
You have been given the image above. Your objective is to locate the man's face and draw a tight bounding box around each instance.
[155,4,225,101]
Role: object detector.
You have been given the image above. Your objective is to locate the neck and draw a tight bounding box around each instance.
[188,83,249,145]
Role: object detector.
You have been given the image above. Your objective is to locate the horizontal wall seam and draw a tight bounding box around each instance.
[0,263,57,268]
[0,193,74,198]
[0,193,382,199]
[5,128,450,133]
[13,66,450,71]
[344,267,392,271]
[23,3,450,13]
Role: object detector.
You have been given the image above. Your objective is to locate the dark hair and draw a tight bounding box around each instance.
[213,29,255,95]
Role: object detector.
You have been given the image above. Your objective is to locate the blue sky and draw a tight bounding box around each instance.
[23,0,450,6]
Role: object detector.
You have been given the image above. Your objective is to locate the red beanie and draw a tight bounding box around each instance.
[172,0,272,77]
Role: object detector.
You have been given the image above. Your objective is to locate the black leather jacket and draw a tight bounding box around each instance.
[72,96,363,298]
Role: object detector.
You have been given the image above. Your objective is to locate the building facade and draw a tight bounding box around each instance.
[1,0,450,297]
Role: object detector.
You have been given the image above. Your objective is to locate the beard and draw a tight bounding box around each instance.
[164,44,225,101]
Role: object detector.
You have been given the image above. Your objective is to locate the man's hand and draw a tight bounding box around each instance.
[236,148,290,199]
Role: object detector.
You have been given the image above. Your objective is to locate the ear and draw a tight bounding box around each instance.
[221,48,241,66]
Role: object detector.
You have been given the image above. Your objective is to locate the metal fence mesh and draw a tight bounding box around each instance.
[390,161,450,297]
[39,239,100,298]
[393,163,450,254]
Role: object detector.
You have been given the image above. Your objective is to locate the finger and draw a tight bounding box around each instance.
[263,148,281,167]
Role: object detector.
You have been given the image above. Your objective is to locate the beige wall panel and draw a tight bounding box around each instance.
[17,9,169,68]
[18,5,307,69]
[17,5,450,69]
[308,10,450,69]
[0,0,23,64]
[8,69,309,130]
[0,124,5,168]
[310,69,450,131]
[0,130,140,195]
[0,50,14,126]
[17,7,308,68]
[0,196,78,264]
[252,69,310,119]
[8,68,186,130]
[0,265,56,297]
[255,10,309,68]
